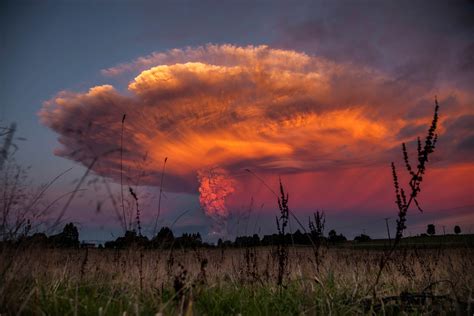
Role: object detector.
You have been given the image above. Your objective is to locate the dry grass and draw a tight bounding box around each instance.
[1,245,473,315]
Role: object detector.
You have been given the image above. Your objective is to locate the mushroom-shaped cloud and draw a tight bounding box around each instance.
[39,44,472,196]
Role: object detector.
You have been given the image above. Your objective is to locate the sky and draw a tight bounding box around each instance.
[1,0,473,242]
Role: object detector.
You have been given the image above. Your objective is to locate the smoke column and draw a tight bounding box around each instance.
[197,167,235,236]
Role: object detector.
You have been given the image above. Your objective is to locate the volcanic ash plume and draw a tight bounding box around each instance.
[197,168,235,235]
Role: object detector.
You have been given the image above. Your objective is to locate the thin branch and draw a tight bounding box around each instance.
[153,157,167,237]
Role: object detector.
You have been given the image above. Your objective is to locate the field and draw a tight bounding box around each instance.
[1,244,473,315]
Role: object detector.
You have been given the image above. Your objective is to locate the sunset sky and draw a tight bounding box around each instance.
[1,0,473,242]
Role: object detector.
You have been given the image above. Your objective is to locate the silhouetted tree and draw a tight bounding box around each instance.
[158,226,174,239]
[175,232,202,248]
[151,226,174,247]
[427,224,436,236]
[454,225,461,235]
[105,230,149,249]
[26,232,48,246]
[354,234,371,242]
[328,229,347,243]
[234,234,261,247]
[50,222,79,248]
[292,229,306,244]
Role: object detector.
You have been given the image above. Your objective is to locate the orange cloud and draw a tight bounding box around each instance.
[39,45,474,197]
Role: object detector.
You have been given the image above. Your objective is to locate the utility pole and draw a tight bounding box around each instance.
[384,217,392,245]
[442,225,446,235]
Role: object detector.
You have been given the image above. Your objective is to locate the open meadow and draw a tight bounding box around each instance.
[1,243,473,315]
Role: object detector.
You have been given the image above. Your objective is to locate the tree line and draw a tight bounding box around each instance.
[2,222,464,249]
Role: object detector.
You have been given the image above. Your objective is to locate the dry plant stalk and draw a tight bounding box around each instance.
[275,179,289,287]
[372,98,440,297]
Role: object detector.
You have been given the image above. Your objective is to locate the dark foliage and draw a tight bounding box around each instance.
[234,234,260,247]
[151,226,175,247]
[454,225,461,235]
[354,234,371,242]
[14,223,80,248]
[104,230,149,249]
[427,224,436,236]
[328,229,347,243]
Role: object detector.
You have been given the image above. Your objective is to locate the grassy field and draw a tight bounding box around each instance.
[346,234,474,249]
[1,244,473,315]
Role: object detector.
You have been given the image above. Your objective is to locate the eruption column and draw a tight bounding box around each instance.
[197,167,235,235]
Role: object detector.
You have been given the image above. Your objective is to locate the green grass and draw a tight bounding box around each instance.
[20,281,363,315]
[1,246,472,315]
[19,280,463,315]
